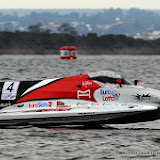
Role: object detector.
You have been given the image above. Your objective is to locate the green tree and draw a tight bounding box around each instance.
[58,23,77,35]
[28,23,43,33]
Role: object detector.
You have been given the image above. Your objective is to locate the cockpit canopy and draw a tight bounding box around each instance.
[87,71,130,85]
[87,76,130,84]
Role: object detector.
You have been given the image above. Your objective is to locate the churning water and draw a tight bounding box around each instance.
[0,55,160,160]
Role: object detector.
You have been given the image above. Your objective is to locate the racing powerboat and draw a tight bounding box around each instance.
[0,70,160,126]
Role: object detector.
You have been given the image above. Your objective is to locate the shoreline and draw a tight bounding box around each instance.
[0,48,160,55]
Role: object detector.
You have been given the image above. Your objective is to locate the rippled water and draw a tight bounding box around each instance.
[0,55,160,160]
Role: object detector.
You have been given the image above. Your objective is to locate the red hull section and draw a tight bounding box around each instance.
[17,74,100,103]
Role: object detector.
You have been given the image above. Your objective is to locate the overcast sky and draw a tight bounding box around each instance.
[0,0,160,10]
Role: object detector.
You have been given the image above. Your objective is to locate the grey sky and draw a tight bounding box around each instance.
[0,0,160,9]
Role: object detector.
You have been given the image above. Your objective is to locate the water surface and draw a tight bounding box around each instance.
[0,55,160,160]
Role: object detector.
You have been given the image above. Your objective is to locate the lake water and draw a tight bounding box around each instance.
[0,55,160,160]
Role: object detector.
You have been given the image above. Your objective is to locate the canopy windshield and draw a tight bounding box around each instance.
[87,76,130,85]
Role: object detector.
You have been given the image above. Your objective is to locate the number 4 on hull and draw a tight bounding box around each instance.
[1,82,20,100]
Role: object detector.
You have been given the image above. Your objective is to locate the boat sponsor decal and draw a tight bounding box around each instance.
[102,96,117,101]
[1,93,16,100]
[100,89,120,101]
[77,89,91,99]
[56,101,71,110]
[1,82,20,100]
[28,101,72,112]
[0,102,11,108]
[57,101,66,106]
[29,102,52,108]
[82,81,92,86]
[100,89,120,96]
[77,102,88,106]
[134,93,158,101]
[91,102,100,105]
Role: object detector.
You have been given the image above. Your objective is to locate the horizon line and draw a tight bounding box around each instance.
[0,8,159,10]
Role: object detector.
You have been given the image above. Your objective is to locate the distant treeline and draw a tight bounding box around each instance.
[1,8,160,38]
[0,31,160,55]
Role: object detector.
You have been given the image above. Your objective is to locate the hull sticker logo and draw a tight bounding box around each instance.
[100,89,120,101]
[56,101,71,111]
[29,102,52,108]
[77,89,91,99]
[0,102,11,108]
[134,93,158,101]
[82,81,92,86]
